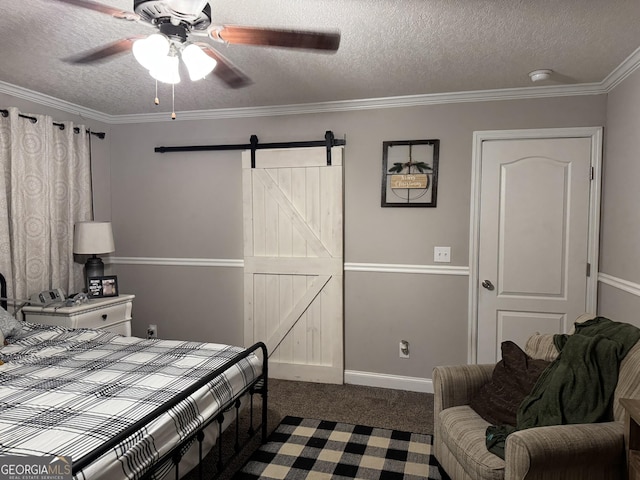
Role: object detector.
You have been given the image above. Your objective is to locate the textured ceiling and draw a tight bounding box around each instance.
[1,0,640,117]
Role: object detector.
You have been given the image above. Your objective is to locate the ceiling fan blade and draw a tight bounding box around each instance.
[195,43,252,88]
[64,37,143,64]
[52,0,139,20]
[211,26,340,51]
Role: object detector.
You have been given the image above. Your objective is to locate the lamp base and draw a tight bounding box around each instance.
[84,255,104,291]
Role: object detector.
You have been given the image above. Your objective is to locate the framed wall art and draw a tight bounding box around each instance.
[381,139,439,207]
[88,275,119,298]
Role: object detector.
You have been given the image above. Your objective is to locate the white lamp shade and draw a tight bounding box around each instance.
[73,222,115,255]
[150,55,181,84]
[133,34,170,71]
[182,44,217,81]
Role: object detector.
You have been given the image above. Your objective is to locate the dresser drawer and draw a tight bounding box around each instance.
[22,294,135,336]
[101,319,131,336]
[69,302,129,330]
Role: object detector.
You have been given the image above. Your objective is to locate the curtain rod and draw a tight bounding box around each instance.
[0,109,106,139]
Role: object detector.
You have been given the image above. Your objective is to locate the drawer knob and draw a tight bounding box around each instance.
[102,314,108,320]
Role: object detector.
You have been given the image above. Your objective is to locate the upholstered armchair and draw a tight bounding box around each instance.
[433,327,640,480]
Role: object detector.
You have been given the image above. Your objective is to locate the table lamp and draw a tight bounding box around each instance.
[73,221,115,289]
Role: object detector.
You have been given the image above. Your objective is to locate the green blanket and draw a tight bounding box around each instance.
[487,317,640,459]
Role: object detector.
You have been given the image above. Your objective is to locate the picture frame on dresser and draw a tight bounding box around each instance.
[88,275,119,298]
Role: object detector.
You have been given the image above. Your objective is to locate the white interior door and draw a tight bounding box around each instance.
[242,146,344,384]
[470,128,602,363]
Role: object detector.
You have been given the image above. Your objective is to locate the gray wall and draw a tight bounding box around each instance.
[6,89,623,385]
[105,95,607,382]
[598,68,640,327]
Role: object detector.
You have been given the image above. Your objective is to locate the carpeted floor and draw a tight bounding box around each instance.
[182,379,436,480]
[233,415,446,480]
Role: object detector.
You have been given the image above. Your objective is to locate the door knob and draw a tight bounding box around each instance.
[482,279,495,291]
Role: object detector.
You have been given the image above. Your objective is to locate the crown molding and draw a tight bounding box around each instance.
[3,45,639,124]
[601,45,640,92]
[0,81,114,124]
[111,82,606,124]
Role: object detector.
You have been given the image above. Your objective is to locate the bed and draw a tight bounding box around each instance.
[0,273,268,479]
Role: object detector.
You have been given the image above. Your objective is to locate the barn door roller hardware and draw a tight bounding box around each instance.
[154,130,345,167]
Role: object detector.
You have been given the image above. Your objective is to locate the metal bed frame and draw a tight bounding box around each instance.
[0,273,6,311]
[75,342,268,480]
[0,273,268,480]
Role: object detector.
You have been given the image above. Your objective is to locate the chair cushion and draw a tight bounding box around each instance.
[438,406,505,480]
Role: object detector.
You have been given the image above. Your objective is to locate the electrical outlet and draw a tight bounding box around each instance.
[399,340,410,358]
[147,324,157,339]
[434,246,451,263]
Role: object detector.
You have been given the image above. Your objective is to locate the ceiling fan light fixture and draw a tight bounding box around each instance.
[133,33,170,71]
[150,54,181,84]
[166,0,209,16]
[182,44,217,81]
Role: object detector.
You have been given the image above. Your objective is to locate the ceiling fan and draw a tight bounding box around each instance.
[56,0,341,92]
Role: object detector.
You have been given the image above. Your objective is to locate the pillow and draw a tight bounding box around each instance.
[0,306,23,339]
[525,333,560,361]
[567,312,596,334]
[470,341,550,426]
[524,313,596,360]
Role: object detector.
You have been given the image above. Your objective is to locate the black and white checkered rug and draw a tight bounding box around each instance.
[233,416,448,479]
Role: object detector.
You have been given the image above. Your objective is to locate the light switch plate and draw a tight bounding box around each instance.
[434,246,451,263]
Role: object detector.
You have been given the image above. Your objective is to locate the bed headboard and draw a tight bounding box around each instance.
[0,273,7,311]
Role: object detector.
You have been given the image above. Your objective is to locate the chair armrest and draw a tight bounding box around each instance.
[505,421,625,480]
[432,364,494,414]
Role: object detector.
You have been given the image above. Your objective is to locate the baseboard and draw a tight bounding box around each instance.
[344,370,433,393]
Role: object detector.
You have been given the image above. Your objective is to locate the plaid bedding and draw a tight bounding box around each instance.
[0,323,262,479]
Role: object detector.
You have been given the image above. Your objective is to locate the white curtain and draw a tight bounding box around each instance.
[0,107,93,301]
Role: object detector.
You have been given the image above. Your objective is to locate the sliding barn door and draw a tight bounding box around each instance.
[242,147,344,384]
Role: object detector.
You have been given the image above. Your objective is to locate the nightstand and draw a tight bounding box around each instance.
[22,294,134,336]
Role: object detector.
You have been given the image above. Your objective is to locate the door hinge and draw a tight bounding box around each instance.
[590,166,594,180]
[587,263,591,277]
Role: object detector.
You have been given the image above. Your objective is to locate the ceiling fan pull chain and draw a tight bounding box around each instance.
[171,84,176,120]
[154,79,160,106]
